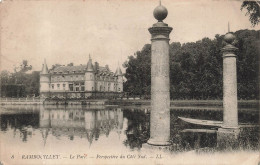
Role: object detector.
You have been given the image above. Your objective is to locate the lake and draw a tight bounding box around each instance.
[0,104,259,164]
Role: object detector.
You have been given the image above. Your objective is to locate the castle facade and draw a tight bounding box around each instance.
[40,57,123,99]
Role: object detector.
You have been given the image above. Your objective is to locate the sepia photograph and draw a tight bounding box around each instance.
[0,0,259,164]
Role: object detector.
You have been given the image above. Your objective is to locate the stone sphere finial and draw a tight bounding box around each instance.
[153,2,168,22]
[224,33,236,44]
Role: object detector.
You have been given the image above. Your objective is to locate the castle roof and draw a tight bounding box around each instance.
[50,64,116,76]
[86,55,94,72]
[41,59,49,74]
[115,67,123,76]
[51,65,88,74]
[86,59,94,72]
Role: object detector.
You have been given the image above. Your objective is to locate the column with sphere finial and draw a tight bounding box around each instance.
[147,2,172,146]
[217,31,240,148]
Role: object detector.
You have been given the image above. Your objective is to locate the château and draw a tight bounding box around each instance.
[39,56,123,99]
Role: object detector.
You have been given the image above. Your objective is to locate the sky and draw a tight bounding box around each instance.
[0,0,259,73]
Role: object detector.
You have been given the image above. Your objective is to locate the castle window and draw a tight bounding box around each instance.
[81,86,85,91]
[75,83,79,91]
[81,83,85,91]
[69,84,73,91]
[63,84,66,90]
[52,84,54,89]
[118,88,121,92]
[57,84,60,89]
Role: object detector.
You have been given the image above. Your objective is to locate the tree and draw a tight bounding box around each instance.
[241,1,260,27]
[0,70,10,85]
[123,44,151,97]
[123,29,259,100]
[0,60,40,97]
[14,60,32,73]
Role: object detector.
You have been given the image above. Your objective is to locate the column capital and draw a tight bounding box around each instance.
[149,22,172,40]
[222,44,238,58]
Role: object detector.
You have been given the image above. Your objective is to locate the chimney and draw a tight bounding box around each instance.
[105,65,109,70]
[95,62,99,71]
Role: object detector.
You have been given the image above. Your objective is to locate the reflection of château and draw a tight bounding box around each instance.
[40,56,123,99]
[39,106,123,145]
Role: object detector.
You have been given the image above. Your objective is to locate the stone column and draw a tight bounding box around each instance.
[222,40,238,129]
[217,32,239,148]
[147,3,172,146]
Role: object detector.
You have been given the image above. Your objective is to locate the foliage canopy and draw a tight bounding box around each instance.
[123,30,259,100]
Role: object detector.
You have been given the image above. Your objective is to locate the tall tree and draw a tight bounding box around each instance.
[0,60,40,97]
[241,1,260,27]
[124,30,259,100]
[123,44,151,97]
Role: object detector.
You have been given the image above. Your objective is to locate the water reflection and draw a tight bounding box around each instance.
[0,105,259,152]
[123,109,150,149]
[39,106,124,145]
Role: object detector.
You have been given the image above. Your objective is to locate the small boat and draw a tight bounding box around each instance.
[178,117,259,128]
[178,117,223,127]
[181,129,217,133]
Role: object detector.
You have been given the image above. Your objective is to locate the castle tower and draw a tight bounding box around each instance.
[39,106,51,128]
[85,55,95,92]
[40,59,50,97]
[115,63,123,92]
[39,106,50,145]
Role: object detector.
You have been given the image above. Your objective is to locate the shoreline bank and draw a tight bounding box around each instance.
[0,98,258,107]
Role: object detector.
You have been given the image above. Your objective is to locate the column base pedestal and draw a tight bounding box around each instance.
[142,139,172,151]
[147,139,171,146]
[142,143,171,151]
[217,127,240,150]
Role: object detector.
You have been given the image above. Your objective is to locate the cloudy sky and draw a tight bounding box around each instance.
[1,0,259,73]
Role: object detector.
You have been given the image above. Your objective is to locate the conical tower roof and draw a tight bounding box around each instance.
[86,55,94,72]
[41,59,49,74]
[115,63,122,76]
